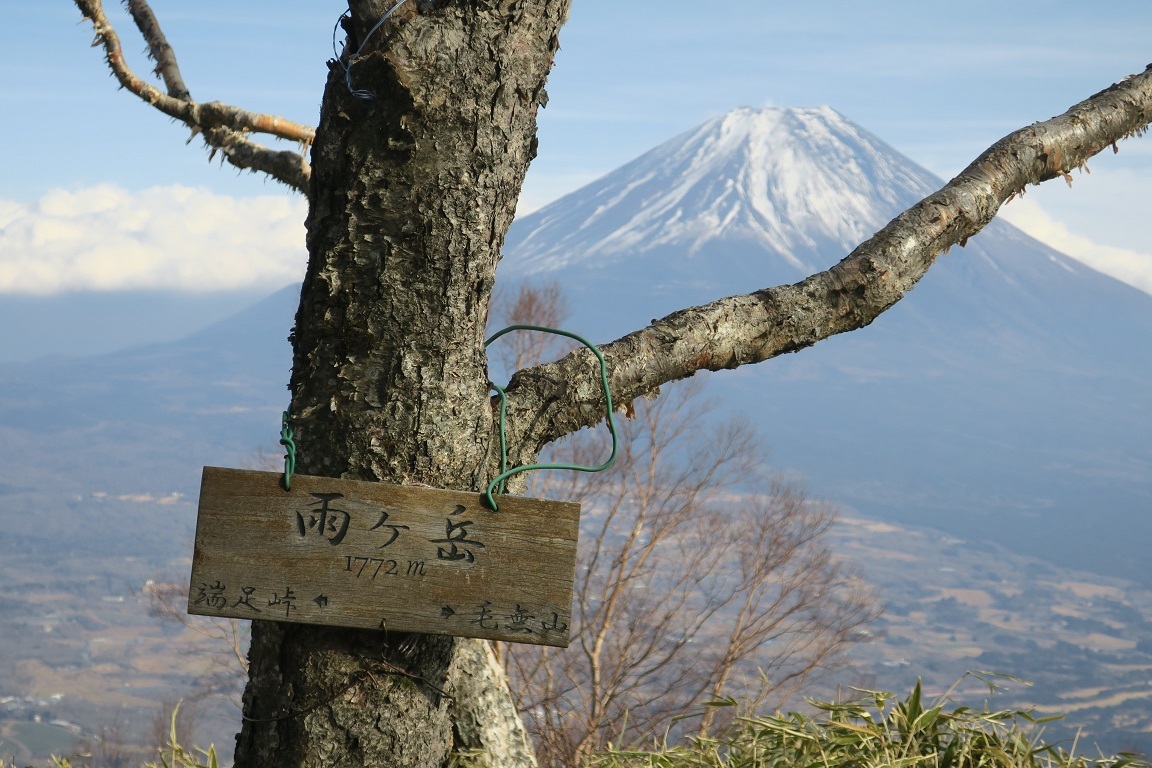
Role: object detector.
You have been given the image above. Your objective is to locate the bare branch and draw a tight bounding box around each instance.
[500,66,1152,455]
[75,0,315,192]
[201,125,313,191]
[124,0,189,99]
[505,379,877,766]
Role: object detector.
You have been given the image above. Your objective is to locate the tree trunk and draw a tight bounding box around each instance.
[234,2,569,766]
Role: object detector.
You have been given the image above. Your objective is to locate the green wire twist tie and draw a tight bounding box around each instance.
[484,324,618,511]
[279,410,297,491]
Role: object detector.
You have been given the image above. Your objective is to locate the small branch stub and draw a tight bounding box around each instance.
[188,467,578,647]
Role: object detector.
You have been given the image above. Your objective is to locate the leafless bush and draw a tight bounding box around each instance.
[72,711,146,768]
[502,380,878,766]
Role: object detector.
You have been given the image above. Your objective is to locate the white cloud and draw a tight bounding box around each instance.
[0,185,307,293]
[999,196,1152,297]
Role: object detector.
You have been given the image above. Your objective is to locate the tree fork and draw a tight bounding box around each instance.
[236,2,570,767]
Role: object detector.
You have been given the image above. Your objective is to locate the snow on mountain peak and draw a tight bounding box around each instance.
[504,106,941,278]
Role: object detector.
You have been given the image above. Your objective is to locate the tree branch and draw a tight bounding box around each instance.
[75,0,315,192]
[500,65,1152,457]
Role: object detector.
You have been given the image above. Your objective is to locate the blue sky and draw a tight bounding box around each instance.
[2,1,1150,295]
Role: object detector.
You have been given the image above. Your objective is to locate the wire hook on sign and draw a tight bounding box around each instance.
[483,325,618,511]
[332,0,412,101]
[279,410,297,491]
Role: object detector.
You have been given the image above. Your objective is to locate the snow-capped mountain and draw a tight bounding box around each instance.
[501,106,1125,347]
[508,106,937,279]
[501,106,1152,583]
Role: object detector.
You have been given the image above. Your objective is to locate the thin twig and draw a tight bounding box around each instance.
[74,0,314,192]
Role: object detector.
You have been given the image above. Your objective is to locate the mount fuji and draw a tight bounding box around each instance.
[507,106,938,297]
[500,106,1152,582]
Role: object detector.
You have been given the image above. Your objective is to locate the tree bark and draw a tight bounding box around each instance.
[234,1,568,766]
[449,639,541,768]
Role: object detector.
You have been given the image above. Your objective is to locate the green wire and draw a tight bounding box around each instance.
[277,327,615,504]
[483,324,618,511]
[279,410,296,491]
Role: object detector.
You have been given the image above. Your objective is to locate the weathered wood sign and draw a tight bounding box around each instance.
[188,467,579,647]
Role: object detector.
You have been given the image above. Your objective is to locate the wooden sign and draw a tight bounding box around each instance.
[188,467,579,647]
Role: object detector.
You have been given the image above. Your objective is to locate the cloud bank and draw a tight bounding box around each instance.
[1000,197,1152,298]
[5,184,1149,301]
[0,185,307,293]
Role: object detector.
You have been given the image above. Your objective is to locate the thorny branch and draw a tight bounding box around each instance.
[498,65,1152,458]
[75,0,315,192]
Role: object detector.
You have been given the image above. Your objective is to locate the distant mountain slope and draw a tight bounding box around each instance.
[0,284,298,558]
[502,106,1152,348]
[507,106,937,281]
[0,289,273,363]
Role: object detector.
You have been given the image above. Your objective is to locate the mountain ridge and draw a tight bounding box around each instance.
[507,106,940,279]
